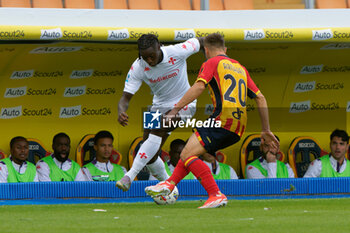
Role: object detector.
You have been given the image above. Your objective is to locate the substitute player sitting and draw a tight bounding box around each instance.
[82,130,126,181]
[116,34,202,191]
[0,136,38,182]
[145,33,279,208]
[304,129,350,178]
[201,153,238,179]
[246,136,295,179]
[36,133,85,181]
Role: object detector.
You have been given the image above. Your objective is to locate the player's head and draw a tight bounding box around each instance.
[203,33,226,59]
[169,139,186,166]
[330,129,349,161]
[10,136,29,164]
[137,34,162,67]
[94,130,114,162]
[52,132,71,162]
[260,135,280,159]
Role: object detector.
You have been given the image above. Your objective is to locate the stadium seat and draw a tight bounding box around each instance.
[1,0,31,7]
[215,151,227,163]
[32,0,63,8]
[288,136,328,178]
[75,134,122,166]
[224,0,254,10]
[315,0,347,8]
[240,134,286,178]
[192,0,224,10]
[103,0,127,9]
[160,0,192,10]
[128,0,160,9]
[65,0,95,9]
[27,138,52,164]
[0,150,6,160]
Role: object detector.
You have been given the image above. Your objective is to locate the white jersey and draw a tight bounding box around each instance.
[124,38,200,106]
[303,155,348,178]
[246,157,295,179]
[0,156,39,182]
[36,155,85,181]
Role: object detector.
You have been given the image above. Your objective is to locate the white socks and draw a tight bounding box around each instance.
[146,156,170,181]
[126,134,162,182]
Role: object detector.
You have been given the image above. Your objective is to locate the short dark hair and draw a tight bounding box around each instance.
[53,132,70,144]
[204,33,225,49]
[330,129,349,143]
[170,139,186,150]
[94,130,114,145]
[137,34,159,58]
[10,136,28,149]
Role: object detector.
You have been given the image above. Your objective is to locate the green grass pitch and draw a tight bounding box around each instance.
[1,198,350,233]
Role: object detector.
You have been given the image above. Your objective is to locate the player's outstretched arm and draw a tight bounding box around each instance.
[254,92,279,150]
[118,91,133,127]
[166,81,206,119]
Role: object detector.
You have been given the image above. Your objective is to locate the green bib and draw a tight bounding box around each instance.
[41,156,81,181]
[247,158,289,178]
[320,155,350,177]
[83,162,124,181]
[212,163,231,180]
[1,158,36,182]
[164,162,195,180]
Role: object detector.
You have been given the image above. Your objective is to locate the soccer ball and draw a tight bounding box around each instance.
[152,186,179,205]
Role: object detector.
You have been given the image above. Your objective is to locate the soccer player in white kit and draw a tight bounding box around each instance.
[116,34,203,191]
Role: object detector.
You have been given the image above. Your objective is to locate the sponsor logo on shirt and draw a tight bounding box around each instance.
[204,104,214,115]
[150,69,179,83]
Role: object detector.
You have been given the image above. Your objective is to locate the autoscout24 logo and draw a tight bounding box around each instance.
[143,110,221,129]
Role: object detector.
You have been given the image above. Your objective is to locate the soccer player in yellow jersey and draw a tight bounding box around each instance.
[145,33,279,208]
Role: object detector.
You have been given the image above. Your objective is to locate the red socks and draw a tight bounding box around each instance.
[167,159,190,184]
[168,156,220,196]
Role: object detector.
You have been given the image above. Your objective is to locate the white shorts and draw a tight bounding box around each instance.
[150,100,197,121]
